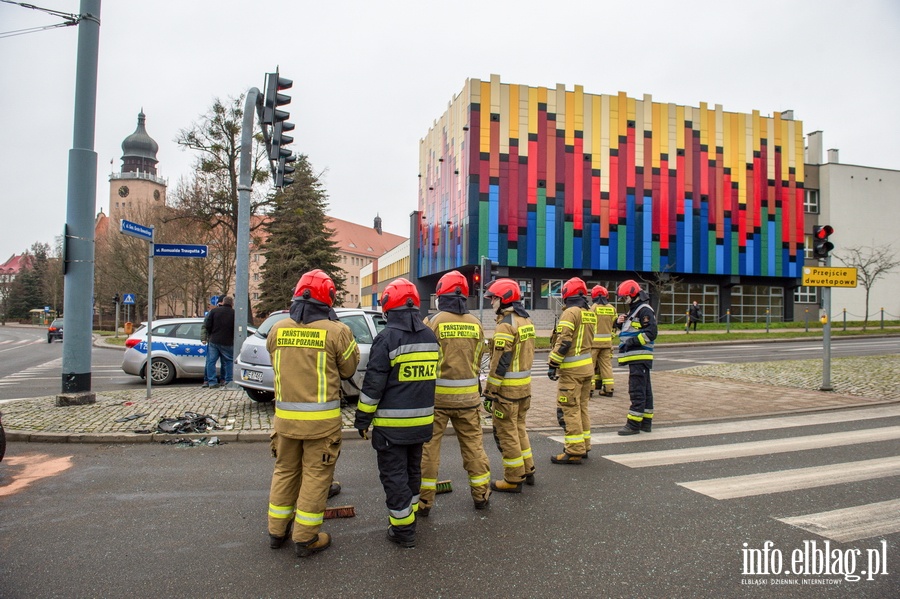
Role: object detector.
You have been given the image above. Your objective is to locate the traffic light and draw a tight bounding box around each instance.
[113,294,120,305]
[812,225,834,259]
[263,69,295,188]
[275,154,296,188]
[472,269,481,290]
[481,257,500,283]
[262,69,292,125]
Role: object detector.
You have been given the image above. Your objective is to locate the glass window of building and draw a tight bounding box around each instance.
[804,190,820,214]
[794,285,818,304]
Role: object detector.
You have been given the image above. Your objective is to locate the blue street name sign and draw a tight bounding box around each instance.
[122,293,135,305]
[153,244,208,258]
[119,219,154,241]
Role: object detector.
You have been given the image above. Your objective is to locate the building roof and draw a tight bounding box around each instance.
[326,216,406,257]
[0,253,35,275]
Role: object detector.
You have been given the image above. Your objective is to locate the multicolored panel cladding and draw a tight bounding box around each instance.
[418,75,805,279]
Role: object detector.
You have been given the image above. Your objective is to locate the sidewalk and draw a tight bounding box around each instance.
[3,340,897,443]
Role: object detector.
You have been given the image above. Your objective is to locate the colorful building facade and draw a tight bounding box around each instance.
[417,75,806,321]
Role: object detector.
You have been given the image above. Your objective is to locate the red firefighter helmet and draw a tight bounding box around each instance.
[591,285,609,300]
[292,269,336,306]
[435,270,468,297]
[616,279,643,303]
[381,278,420,311]
[561,277,588,300]
[483,278,521,303]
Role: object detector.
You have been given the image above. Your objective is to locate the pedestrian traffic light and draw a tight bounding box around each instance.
[812,225,834,259]
[113,294,120,305]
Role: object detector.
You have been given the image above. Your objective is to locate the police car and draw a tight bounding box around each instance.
[121,317,255,385]
[235,308,385,402]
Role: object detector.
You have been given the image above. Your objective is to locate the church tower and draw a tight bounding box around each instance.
[109,111,167,221]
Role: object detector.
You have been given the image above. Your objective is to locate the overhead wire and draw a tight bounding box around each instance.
[0,0,81,39]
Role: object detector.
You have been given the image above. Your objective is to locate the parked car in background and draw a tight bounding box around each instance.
[235,308,386,403]
[121,318,255,385]
[47,318,64,343]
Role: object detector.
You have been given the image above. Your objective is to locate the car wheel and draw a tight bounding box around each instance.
[146,358,176,385]
[245,388,274,403]
[47,336,52,343]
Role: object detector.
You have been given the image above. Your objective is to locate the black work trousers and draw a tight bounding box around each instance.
[373,429,423,542]
[626,362,654,430]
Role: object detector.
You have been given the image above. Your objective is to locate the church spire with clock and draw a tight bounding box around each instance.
[109,110,167,221]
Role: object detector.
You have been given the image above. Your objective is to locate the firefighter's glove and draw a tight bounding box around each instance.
[482,391,496,413]
[357,427,369,440]
[547,365,560,381]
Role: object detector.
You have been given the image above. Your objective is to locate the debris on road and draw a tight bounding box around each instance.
[156,412,221,435]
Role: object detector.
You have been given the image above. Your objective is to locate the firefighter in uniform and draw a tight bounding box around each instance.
[354,279,439,549]
[482,278,537,493]
[266,269,360,558]
[547,277,596,464]
[590,285,617,397]
[613,279,658,435]
[420,271,491,515]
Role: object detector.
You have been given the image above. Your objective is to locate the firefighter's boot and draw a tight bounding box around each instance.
[269,520,293,549]
[551,452,583,465]
[294,533,332,558]
[490,479,523,493]
[617,425,640,436]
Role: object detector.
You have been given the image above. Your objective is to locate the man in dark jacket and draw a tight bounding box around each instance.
[202,295,235,388]
[355,279,439,549]
[688,300,702,332]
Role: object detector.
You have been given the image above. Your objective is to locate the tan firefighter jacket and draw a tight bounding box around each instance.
[266,317,360,439]
[592,303,617,348]
[549,305,596,377]
[485,310,535,400]
[424,310,485,409]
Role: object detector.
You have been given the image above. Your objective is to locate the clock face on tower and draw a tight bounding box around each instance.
[118,185,129,198]
[153,189,161,201]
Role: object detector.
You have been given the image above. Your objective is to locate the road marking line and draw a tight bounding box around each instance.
[777,498,900,543]
[550,405,900,446]
[677,456,900,500]
[601,426,900,467]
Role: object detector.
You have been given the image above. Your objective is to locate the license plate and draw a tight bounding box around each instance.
[242,369,263,383]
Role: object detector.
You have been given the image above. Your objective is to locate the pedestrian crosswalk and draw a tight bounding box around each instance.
[0,358,63,387]
[552,406,900,543]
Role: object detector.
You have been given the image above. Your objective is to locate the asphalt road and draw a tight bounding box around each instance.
[1,325,898,400]
[1,406,896,598]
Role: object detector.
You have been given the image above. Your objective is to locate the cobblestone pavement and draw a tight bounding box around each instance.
[2,351,897,443]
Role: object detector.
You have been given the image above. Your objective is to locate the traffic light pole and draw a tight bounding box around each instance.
[58,0,101,406]
[821,255,833,391]
[233,87,262,364]
[478,255,486,325]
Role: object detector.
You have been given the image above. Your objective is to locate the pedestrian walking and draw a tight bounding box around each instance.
[419,271,491,516]
[482,278,537,492]
[265,269,360,557]
[688,300,702,332]
[590,285,617,397]
[548,278,596,464]
[201,295,234,388]
[354,279,439,549]
[614,280,658,435]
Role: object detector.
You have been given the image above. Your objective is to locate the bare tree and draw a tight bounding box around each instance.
[637,265,683,323]
[834,244,900,330]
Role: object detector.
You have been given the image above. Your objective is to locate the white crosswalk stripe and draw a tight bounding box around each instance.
[602,427,900,468]
[578,410,900,543]
[776,499,900,543]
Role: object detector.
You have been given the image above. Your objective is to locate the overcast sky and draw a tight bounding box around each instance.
[1,0,898,263]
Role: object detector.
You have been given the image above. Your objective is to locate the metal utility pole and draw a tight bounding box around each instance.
[58,0,101,406]
[821,255,833,391]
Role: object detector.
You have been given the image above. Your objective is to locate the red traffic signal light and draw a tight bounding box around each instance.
[812,225,834,259]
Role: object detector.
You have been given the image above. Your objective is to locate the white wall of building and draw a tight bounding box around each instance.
[820,162,900,321]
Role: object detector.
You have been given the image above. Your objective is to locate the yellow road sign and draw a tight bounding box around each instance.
[801,266,858,288]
